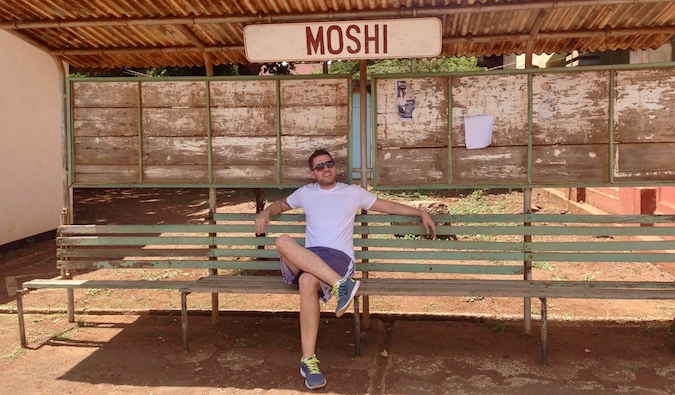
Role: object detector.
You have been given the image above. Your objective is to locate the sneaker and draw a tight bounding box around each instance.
[331,276,360,318]
[300,354,327,390]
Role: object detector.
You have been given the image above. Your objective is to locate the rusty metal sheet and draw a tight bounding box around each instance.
[72,82,138,108]
[141,81,206,108]
[210,80,277,107]
[615,68,675,143]
[142,137,208,165]
[73,107,138,137]
[142,108,207,136]
[451,74,528,147]
[615,143,675,181]
[452,146,527,184]
[532,71,609,145]
[210,107,276,137]
[377,148,447,186]
[532,145,609,183]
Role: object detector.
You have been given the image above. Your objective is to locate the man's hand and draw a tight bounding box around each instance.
[254,212,270,235]
[420,210,437,238]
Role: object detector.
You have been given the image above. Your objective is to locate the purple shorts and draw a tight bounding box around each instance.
[280,246,354,302]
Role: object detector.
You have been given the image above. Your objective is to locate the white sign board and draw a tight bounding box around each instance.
[244,18,443,62]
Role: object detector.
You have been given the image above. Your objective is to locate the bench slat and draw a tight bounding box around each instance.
[57,259,282,270]
[355,263,523,274]
[356,250,526,260]
[528,252,675,262]
[23,279,193,290]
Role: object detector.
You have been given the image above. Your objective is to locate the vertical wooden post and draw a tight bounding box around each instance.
[540,297,548,365]
[358,60,371,331]
[523,41,534,335]
[205,58,219,324]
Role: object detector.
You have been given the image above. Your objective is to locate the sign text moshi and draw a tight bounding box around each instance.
[244,18,442,62]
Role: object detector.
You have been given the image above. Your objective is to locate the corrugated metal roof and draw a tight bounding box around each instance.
[1,0,674,69]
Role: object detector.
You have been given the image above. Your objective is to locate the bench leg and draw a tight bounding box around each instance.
[181,292,190,352]
[17,289,27,348]
[540,297,548,365]
[354,295,361,357]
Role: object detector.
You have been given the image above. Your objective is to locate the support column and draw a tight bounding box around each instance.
[359,60,370,331]
[523,41,534,335]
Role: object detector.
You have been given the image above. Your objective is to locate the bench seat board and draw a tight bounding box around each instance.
[22,279,194,290]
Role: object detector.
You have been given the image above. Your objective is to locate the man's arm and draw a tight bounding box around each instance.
[369,198,437,238]
[254,199,292,235]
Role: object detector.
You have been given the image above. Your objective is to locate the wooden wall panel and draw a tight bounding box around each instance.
[210,107,276,137]
[615,68,675,143]
[143,165,208,183]
[141,81,206,108]
[210,80,277,107]
[281,79,349,106]
[452,146,527,184]
[73,108,138,137]
[74,165,139,184]
[615,143,675,181]
[280,106,348,136]
[375,78,448,149]
[451,74,528,147]
[377,148,447,186]
[212,137,277,165]
[74,136,138,164]
[142,108,207,136]
[532,145,609,183]
[532,71,609,145]
[72,82,138,108]
[142,137,208,165]
[213,165,277,183]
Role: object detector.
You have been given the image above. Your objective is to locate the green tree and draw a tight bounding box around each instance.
[329,57,482,77]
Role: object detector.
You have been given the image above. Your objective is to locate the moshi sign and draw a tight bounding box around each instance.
[244,18,442,62]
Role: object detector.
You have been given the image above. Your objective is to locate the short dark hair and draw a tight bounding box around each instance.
[308,149,333,170]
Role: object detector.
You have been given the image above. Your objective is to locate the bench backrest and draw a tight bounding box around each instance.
[57,213,675,275]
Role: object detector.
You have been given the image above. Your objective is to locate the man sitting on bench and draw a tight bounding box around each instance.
[255,148,436,390]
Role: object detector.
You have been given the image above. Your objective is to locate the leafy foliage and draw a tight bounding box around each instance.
[329,57,482,77]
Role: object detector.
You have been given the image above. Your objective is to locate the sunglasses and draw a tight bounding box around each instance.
[312,160,335,171]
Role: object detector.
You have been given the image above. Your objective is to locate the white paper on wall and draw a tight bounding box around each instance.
[464,114,494,149]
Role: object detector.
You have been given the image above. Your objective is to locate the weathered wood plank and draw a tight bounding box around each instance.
[142,108,207,136]
[532,145,609,183]
[213,164,277,183]
[615,143,675,180]
[73,108,138,137]
[280,135,348,166]
[615,68,675,143]
[74,136,139,164]
[210,107,277,137]
[452,146,527,184]
[280,79,349,106]
[142,137,208,165]
[141,81,206,108]
[451,74,528,147]
[376,77,448,148]
[377,148,447,186]
[212,136,277,165]
[72,81,138,108]
[74,165,139,184]
[210,80,277,107]
[280,105,349,136]
[532,71,609,145]
[143,165,208,183]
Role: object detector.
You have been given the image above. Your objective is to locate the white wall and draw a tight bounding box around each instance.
[0,30,64,245]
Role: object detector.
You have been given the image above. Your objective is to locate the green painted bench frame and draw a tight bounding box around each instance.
[17,212,675,365]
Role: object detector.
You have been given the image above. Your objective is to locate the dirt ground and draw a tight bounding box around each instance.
[1,188,675,394]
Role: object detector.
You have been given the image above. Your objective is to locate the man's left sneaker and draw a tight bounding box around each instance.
[331,276,360,318]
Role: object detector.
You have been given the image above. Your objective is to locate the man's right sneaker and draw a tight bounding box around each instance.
[300,354,327,390]
[331,276,360,318]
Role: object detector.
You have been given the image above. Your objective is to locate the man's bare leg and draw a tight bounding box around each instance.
[275,235,342,285]
[298,273,322,358]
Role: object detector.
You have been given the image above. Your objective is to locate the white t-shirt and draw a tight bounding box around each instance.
[286,182,377,261]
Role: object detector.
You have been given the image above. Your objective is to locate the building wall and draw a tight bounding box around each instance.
[0,30,64,245]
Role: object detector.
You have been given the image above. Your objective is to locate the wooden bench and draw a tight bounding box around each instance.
[18,212,675,365]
